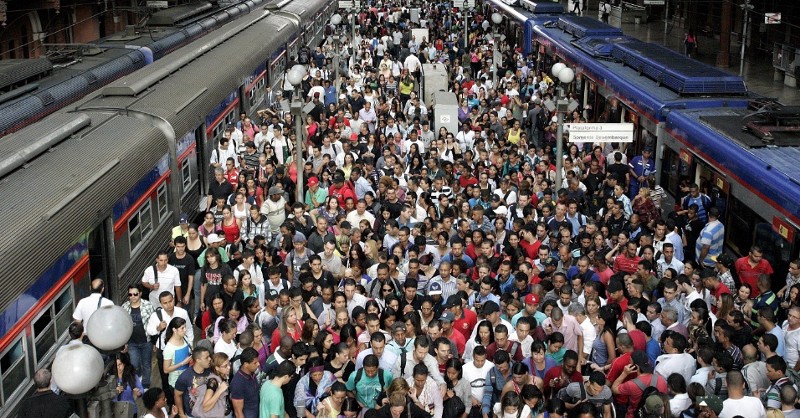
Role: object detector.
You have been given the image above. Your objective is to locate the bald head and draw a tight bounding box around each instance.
[91,278,104,293]
[742,344,758,364]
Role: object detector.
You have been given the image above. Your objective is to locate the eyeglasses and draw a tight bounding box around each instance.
[128,293,140,297]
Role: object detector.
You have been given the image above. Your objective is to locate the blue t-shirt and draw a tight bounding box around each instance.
[230,369,260,418]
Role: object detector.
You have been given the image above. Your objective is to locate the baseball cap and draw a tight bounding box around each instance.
[292,233,307,244]
[494,206,508,216]
[491,195,501,202]
[307,177,319,187]
[697,396,723,415]
[443,294,461,309]
[643,395,664,415]
[206,233,223,244]
[392,322,407,333]
[481,301,500,315]
[428,281,443,295]
[544,257,558,267]
[440,312,455,322]
[268,186,283,196]
[525,294,540,305]
[265,289,279,300]
[179,213,189,223]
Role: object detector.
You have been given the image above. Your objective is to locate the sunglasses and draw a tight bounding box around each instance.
[128,293,140,297]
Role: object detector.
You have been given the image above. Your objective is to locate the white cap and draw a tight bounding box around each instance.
[207,233,223,244]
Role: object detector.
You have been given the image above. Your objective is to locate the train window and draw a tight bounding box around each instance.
[129,201,153,254]
[157,183,168,221]
[33,310,54,364]
[0,338,27,407]
[727,196,756,255]
[181,161,192,192]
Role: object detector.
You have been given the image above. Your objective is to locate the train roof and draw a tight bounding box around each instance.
[81,10,293,139]
[0,110,168,313]
[485,0,562,24]
[534,20,751,120]
[667,107,800,221]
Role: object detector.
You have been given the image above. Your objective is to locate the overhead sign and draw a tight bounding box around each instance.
[147,1,168,8]
[565,123,634,143]
[644,0,665,4]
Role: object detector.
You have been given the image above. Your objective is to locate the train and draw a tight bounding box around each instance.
[0,0,334,414]
[0,0,280,138]
[484,0,800,276]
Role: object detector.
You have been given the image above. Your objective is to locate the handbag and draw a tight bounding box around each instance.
[113,400,135,418]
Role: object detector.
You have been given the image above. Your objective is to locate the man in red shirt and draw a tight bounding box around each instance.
[702,275,731,314]
[439,312,466,357]
[607,333,635,411]
[612,351,668,418]
[543,350,582,399]
[328,173,356,207]
[485,324,524,362]
[444,295,477,340]
[607,241,641,274]
[734,246,774,297]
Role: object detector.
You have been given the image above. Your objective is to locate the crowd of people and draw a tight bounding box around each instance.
[24,1,800,418]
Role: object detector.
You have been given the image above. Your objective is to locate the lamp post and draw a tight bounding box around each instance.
[491,12,503,89]
[52,305,133,417]
[463,1,468,54]
[330,13,342,95]
[551,63,575,190]
[287,64,307,205]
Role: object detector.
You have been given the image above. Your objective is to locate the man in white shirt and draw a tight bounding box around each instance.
[141,250,182,309]
[462,346,494,406]
[719,370,766,418]
[72,279,114,330]
[145,292,194,349]
[655,332,696,384]
[346,200,376,228]
[355,332,397,371]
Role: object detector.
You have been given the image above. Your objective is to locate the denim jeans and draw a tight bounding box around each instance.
[126,341,153,388]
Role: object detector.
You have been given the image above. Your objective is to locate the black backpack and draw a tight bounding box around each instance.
[536,109,548,131]
[633,374,662,418]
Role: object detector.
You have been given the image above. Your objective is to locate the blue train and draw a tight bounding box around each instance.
[486,0,800,275]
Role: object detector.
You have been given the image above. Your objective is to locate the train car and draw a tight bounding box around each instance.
[0,0,333,414]
[664,106,800,276]
[0,0,277,139]
[483,0,563,56]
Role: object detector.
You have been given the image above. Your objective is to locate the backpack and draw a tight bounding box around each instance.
[142,264,159,301]
[488,368,503,404]
[633,374,662,418]
[149,308,164,346]
[353,367,386,388]
[190,374,227,418]
[535,109,547,131]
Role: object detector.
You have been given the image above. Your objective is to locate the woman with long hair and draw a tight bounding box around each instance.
[214,319,238,358]
[194,352,231,418]
[314,329,334,361]
[499,363,540,401]
[294,357,338,418]
[270,305,304,353]
[444,358,473,418]
[301,318,320,348]
[111,352,144,415]
[213,300,247,342]
[185,224,206,262]
[590,305,618,372]
[162,318,191,389]
[325,342,355,383]
[493,391,532,418]
[316,382,349,418]
[406,364,443,418]
[464,320,495,362]
[199,211,219,239]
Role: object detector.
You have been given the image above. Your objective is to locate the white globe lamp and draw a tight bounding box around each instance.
[558,67,575,84]
[52,344,105,394]
[331,14,342,26]
[551,62,566,78]
[86,305,133,350]
[491,12,503,25]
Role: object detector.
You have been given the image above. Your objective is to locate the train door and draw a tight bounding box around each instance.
[758,219,800,284]
[660,147,693,204]
[86,219,115,297]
